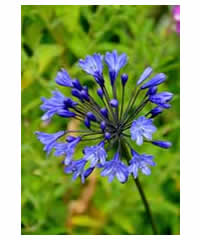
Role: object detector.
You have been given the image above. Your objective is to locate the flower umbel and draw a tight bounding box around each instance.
[36,50,173,183]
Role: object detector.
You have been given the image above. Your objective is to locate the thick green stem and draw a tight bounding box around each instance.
[120,140,158,234]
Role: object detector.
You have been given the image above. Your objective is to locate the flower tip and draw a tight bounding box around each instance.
[140,72,166,89]
[55,69,73,87]
[41,115,49,121]
[104,132,111,140]
[97,88,104,98]
[152,140,172,149]
[137,66,153,85]
[121,73,128,86]
[110,99,118,108]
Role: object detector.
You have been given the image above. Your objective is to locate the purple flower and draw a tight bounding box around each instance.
[105,50,127,85]
[101,152,129,183]
[40,90,77,120]
[36,51,173,183]
[55,69,73,87]
[140,73,166,89]
[79,53,104,86]
[172,6,180,34]
[35,130,65,155]
[54,137,81,164]
[149,92,173,108]
[64,159,88,183]
[83,141,107,167]
[137,67,153,85]
[128,149,156,178]
[130,116,157,145]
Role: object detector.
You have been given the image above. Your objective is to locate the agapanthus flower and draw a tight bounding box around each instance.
[105,50,127,85]
[172,5,180,34]
[129,149,156,179]
[101,152,129,183]
[54,137,81,165]
[36,50,173,183]
[35,131,65,155]
[40,90,77,120]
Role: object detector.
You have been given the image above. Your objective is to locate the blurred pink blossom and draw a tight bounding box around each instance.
[172,5,180,34]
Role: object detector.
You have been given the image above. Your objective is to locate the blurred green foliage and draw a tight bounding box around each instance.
[21,5,180,235]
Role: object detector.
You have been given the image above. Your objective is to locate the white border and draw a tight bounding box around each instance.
[4,1,200,240]
[20,0,180,6]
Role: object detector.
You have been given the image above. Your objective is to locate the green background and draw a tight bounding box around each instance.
[21,5,180,235]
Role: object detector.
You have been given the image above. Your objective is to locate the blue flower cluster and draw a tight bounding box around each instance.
[36,50,173,183]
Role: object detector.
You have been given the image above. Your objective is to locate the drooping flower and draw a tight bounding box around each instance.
[101,152,129,183]
[130,116,157,145]
[54,137,81,164]
[128,149,156,178]
[64,159,88,183]
[36,50,173,183]
[40,90,77,120]
[105,50,127,85]
[83,141,107,167]
[35,131,65,155]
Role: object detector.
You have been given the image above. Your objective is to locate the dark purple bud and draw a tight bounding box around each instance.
[147,86,157,96]
[141,73,166,89]
[72,79,82,90]
[100,121,106,131]
[121,73,128,86]
[97,88,104,98]
[64,98,78,108]
[152,140,172,149]
[84,116,91,128]
[104,132,111,140]
[100,107,108,118]
[109,71,116,86]
[110,99,118,108]
[66,136,76,142]
[86,112,97,121]
[71,88,83,101]
[149,106,163,118]
[84,167,95,178]
[80,89,89,101]
[137,67,153,85]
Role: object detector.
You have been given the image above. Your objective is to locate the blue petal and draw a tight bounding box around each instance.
[137,67,153,85]
[55,69,73,87]
[141,73,166,89]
